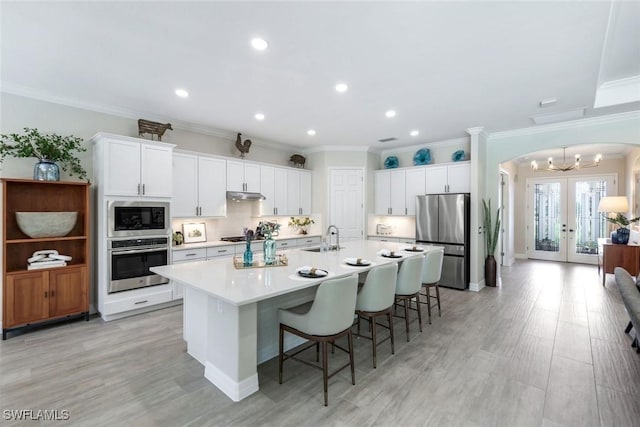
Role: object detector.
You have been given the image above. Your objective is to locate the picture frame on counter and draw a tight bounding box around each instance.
[182,222,207,243]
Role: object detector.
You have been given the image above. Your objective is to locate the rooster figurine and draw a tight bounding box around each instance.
[235,133,252,159]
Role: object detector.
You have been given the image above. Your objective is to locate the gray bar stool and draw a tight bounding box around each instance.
[354,262,398,368]
[419,248,444,324]
[394,255,426,342]
[278,273,358,406]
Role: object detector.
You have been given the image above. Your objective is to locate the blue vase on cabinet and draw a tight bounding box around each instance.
[264,234,276,265]
[243,241,254,266]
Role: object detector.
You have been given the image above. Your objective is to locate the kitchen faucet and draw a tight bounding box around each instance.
[326,225,340,251]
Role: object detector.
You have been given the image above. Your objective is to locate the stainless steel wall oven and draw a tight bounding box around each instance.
[108,237,169,293]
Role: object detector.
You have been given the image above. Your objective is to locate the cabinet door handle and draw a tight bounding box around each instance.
[218,250,228,253]
[134,300,149,305]
[281,243,288,246]
[185,253,198,257]
[405,207,408,215]
[51,290,54,297]
[142,184,146,195]
[137,183,141,195]
[196,206,199,216]
[44,291,48,298]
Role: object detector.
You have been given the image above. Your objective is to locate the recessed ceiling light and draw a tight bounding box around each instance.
[307,129,316,136]
[251,38,268,51]
[385,110,396,118]
[410,130,419,136]
[335,83,348,93]
[175,89,189,98]
[254,113,265,121]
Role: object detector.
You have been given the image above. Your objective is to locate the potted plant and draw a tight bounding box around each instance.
[0,128,88,181]
[482,199,501,287]
[288,216,315,234]
[604,213,640,244]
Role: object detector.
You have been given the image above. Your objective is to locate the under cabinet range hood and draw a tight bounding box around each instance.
[226,191,266,201]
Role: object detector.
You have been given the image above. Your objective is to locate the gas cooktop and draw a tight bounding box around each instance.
[220,236,265,243]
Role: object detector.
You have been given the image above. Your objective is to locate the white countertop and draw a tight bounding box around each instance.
[172,234,322,251]
[153,239,441,306]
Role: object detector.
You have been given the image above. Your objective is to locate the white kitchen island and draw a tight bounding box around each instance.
[151,239,441,401]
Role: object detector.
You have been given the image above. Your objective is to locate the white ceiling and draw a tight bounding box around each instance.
[1,1,639,151]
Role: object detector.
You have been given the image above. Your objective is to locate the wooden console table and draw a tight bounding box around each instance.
[602,243,640,286]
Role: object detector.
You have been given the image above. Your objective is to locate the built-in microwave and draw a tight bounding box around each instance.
[108,201,170,238]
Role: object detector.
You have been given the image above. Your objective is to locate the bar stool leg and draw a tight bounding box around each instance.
[426,286,432,325]
[348,331,355,385]
[388,311,395,355]
[371,314,378,368]
[435,284,441,317]
[279,326,284,384]
[415,294,423,333]
[322,341,329,406]
[403,297,410,342]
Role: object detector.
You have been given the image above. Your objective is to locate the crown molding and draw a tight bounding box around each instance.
[488,110,640,141]
[302,145,373,155]
[380,136,469,157]
[1,83,303,153]
[466,126,485,136]
[594,75,640,108]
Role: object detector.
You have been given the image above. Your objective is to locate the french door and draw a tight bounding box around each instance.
[527,174,616,264]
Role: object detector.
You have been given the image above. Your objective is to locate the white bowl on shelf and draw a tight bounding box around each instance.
[16,212,78,238]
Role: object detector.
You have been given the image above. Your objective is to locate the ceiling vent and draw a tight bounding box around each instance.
[378,137,397,143]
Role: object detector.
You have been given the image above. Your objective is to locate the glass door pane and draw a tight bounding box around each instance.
[534,182,561,252]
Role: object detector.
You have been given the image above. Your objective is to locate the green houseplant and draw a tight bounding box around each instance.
[0,128,88,181]
[482,199,501,287]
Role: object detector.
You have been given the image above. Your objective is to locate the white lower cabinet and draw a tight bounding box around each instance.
[297,236,321,248]
[276,239,297,250]
[368,236,400,243]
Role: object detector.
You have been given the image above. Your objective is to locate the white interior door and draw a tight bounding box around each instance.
[329,168,363,241]
[527,174,616,264]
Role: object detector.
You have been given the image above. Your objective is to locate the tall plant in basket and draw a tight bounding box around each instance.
[482,199,501,287]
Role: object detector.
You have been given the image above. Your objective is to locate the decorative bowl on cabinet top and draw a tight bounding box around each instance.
[413,148,432,165]
[384,156,399,169]
[16,212,77,238]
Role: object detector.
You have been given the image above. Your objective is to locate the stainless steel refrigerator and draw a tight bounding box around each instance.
[415,193,470,290]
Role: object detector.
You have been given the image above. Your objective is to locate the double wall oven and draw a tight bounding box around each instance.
[107,201,170,294]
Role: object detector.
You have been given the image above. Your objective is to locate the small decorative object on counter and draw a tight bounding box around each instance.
[182,222,207,243]
[289,154,306,168]
[235,133,252,159]
[384,156,399,169]
[288,216,315,234]
[243,228,254,266]
[413,148,432,166]
[258,221,281,264]
[452,150,466,162]
[173,231,184,245]
[0,127,88,181]
[138,119,173,141]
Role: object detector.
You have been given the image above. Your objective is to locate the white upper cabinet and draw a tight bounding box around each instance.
[227,160,260,192]
[274,168,289,215]
[447,163,471,193]
[100,136,174,198]
[405,168,426,215]
[260,166,275,216]
[425,162,470,193]
[172,153,199,217]
[173,153,227,217]
[425,165,449,194]
[198,157,227,217]
[375,170,406,215]
[284,169,312,216]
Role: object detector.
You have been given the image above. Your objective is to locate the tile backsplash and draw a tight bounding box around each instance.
[172,201,321,241]
[367,215,416,238]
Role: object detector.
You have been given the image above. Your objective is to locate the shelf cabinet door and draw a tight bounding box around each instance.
[374,170,391,215]
[244,164,261,193]
[199,157,227,217]
[141,144,173,197]
[260,166,275,216]
[425,165,448,193]
[299,171,312,215]
[226,161,245,192]
[49,267,87,317]
[5,271,49,327]
[447,163,470,193]
[287,170,301,215]
[273,168,288,215]
[390,170,406,215]
[104,139,142,196]
[172,153,199,217]
[405,168,426,215]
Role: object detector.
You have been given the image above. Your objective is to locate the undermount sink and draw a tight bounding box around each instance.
[301,246,344,252]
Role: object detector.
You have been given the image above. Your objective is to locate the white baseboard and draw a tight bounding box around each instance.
[514,253,528,259]
[205,361,259,402]
[469,280,485,292]
[99,300,182,322]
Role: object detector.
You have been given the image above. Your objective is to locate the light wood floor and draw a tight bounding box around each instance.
[2,260,639,426]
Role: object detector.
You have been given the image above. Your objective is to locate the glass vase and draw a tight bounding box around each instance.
[33,159,60,181]
[243,241,253,265]
[264,234,276,265]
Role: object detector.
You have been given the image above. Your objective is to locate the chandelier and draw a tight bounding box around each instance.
[531,146,602,172]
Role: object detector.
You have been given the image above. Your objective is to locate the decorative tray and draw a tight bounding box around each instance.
[233,255,288,269]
